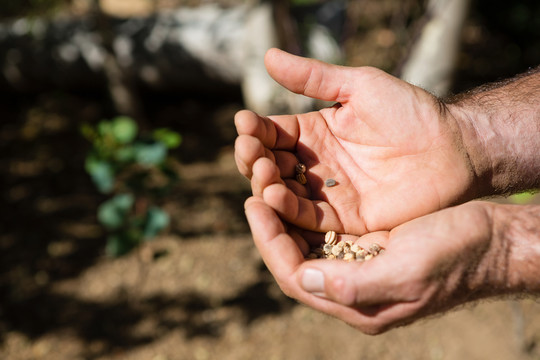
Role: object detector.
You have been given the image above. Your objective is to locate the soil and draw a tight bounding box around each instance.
[2,1,540,360]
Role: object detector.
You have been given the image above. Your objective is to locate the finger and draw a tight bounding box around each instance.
[264,48,351,103]
[234,135,275,179]
[244,197,304,287]
[235,110,276,148]
[288,227,311,256]
[283,178,310,198]
[262,183,343,232]
[273,150,300,178]
[235,110,300,150]
[251,157,284,197]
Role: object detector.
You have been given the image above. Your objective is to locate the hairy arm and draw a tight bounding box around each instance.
[446,68,540,196]
[486,204,540,296]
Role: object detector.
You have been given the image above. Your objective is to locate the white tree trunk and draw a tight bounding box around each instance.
[400,0,470,97]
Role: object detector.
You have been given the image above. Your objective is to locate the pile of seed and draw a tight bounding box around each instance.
[306,231,384,262]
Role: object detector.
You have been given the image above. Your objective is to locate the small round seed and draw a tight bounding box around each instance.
[296,172,307,185]
[327,254,336,260]
[343,253,355,262]
[295,163,307,174]
[351,244,362,253]
[364,254,374,261]
[324,230,337,245]
[325,178,337,187]
[355,248,367,257]
[369,243,382,254]
[323,243,333,254]
[331,246,342,256]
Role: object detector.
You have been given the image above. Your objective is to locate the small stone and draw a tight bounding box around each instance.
[295,163,307,174]
[296,172,307,185]
[325,178,337,187]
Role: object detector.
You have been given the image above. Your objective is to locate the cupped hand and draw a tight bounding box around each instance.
[244,196,503,334]
[235,48,476,234]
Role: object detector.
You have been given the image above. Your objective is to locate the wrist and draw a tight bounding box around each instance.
[493,203,540,295]
[444,71,540,197]
[468,203,540,297]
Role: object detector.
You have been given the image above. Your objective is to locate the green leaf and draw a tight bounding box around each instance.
[114,145,136,163]
[111,116,138,144]
[85,156,115,193]
[153,128,182,149]
[97,120,113,137]
[134,141,167,165]
[143,206,170,239]
[97,193,134,230]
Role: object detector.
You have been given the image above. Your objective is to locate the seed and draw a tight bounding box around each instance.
[323,243,333,254]
[355,248,367,257]
[343,253,355,262]
[351,244,362,253]
[296,172,307,185]
[313,247,324,256]
[327,254,336,260]
[378,249,386,255]
[364,254,374,261]
[295,163,307,174]
[324,231,337,245]
[335,241,344,251]
[369,243,381,254]
[331,245,342,256]
[325,178,337,187]
[306,252,318,259]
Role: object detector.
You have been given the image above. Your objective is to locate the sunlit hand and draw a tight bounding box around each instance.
[244,197,540,334]
[235,48,476,234]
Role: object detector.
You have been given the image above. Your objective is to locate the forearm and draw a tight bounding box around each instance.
[445,68,540,196]
[470,203,540,297]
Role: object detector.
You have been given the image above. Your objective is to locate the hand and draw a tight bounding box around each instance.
[235,48,477,234]
[244,197,537,334]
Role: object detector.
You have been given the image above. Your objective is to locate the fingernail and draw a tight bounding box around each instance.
[302,268,326,297]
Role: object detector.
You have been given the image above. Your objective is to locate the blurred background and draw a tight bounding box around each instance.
[1,0,539,359]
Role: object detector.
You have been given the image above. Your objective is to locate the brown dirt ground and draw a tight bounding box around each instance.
[2,1,540,359]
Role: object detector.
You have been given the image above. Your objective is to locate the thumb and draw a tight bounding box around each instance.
[264,48,351,103]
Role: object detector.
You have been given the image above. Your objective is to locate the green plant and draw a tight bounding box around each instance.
[82,116,181,256]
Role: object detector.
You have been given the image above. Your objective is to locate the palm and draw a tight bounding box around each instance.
[235,49,473,235]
